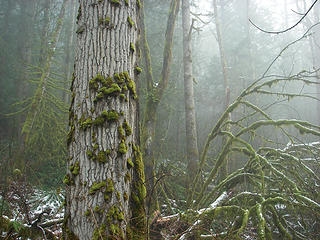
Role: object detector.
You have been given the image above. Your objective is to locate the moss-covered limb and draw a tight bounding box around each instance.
[258,155,299,192]
[187,100,242,207]
[197,132,259,207]
[259,147,319,184]
[194,137,234,208]
[201,168,244,206]
[158,183,174,214]
[235,119,320,139]
[256,203,266,240]
[235,209,249,237]
[247,76,320,96]
[293,193,320,211]
[268,206,293,240]
[256,89,320,102]
[227,192,264,208]
[294,123,320,136]
[1,216,58,240]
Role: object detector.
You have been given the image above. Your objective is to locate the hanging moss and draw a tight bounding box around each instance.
[89,181,106,195]
[127,16,134,27]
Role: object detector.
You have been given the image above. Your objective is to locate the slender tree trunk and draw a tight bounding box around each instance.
[213,0,230,178]
[140,0,180,214]
[39,0,51,66]
[63,0,77,104]
[311,4,320,125]
[182,0,199,198]
[65,1,145,239]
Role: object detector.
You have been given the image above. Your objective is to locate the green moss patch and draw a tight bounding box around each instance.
[89,181,106,195]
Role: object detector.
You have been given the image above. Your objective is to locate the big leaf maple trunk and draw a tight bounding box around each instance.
[65,1,146,239]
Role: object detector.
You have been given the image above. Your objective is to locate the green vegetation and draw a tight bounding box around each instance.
[89,181,106,195]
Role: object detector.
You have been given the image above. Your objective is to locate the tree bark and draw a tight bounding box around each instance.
[65,1,145,239]
[182,0,199,199]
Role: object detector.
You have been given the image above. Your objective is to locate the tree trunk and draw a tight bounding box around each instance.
[140,0,180,214]
[63,0,77,104]
[65,1,146,239]
[181,0,199,199]
[213,0,230,178]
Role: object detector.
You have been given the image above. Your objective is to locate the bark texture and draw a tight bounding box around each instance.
[65,1,145,239]
[181,0,199,193]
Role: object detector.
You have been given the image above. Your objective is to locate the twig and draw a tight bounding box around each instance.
[249,0,318,34]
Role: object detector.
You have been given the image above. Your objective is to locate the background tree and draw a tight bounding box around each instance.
[182,0,200,201]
